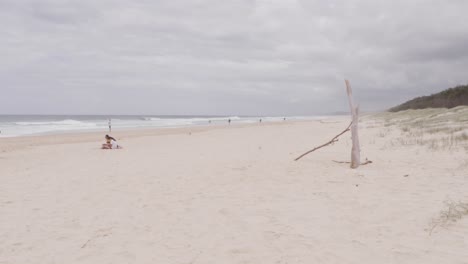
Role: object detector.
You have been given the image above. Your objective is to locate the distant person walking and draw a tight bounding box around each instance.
[108,118,112,132]
[228,119,231,125]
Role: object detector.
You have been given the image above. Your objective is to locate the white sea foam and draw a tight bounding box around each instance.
[15,119,97,127]
[0,115,322,137]
[142,117,162,121]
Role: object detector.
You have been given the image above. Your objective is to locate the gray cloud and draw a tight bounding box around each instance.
[1,0,468,115]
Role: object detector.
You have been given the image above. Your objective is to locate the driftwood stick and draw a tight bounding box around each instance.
[361,160,372,165]
[345,80,361,168]
[295,121,352,161]
[332,160,373,165]
[81,238,92,249]
[332,160,350,164]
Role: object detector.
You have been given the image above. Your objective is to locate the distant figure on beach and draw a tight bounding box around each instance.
[102,134,122,149]
[228,119,231,124]
[283,117,286,121]
[259,119,262,123]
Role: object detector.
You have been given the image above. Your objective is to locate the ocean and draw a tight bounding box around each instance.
[0,115,321,137]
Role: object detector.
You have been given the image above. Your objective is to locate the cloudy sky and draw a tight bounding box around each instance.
[1,0,467,116]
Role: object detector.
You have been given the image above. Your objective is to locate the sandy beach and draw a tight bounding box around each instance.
[1,110,467,263]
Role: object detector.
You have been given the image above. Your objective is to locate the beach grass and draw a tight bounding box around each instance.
[366,106,468,150]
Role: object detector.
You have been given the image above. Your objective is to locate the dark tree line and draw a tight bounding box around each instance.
[389,85,468,112]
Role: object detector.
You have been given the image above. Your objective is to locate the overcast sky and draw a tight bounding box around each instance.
[1,0,467,116]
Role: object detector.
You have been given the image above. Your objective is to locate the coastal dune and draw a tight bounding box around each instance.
[1,112,467,263]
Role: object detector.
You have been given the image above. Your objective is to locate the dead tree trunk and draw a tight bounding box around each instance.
[345,80,360,169]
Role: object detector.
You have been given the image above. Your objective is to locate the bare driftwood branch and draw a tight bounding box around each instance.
[294,121,352,161]
[332,160,373,165]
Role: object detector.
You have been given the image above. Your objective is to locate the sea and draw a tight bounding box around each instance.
[0,115,325,137]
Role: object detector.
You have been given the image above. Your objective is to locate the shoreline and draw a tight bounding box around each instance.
[0,114,347,139]
[0,119,322,154]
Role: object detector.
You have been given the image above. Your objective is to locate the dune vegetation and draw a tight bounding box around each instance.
[389,85,468,112]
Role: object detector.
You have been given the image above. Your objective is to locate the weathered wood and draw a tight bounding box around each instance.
[332,159,372,165]
[345,80,361,168]
[294,122,352,161]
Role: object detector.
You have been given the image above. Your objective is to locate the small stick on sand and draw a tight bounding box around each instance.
[332,159,373,165]
[81,239,92,249]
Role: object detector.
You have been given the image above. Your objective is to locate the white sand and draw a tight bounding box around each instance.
[1,114,467,263]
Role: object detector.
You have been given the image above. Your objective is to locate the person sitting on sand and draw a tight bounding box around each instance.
[102,134,122,149]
